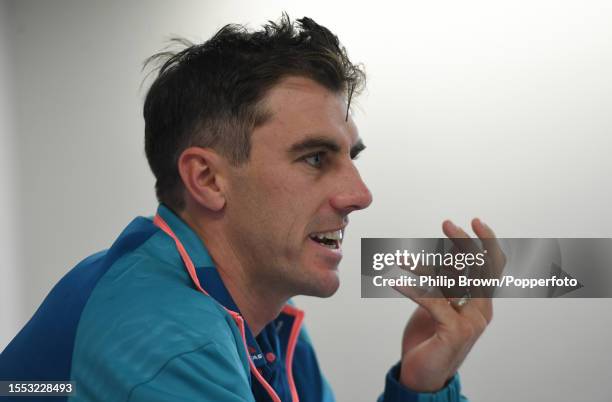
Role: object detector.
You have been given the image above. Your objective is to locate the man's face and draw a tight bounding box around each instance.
[224,76,372,298]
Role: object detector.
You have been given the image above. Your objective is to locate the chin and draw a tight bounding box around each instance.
[300,271,340,298]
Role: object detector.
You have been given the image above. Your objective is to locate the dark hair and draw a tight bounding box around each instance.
[143,14,365,211]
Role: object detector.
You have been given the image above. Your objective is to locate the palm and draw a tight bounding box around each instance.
[401,306,436,355]
[400,306,459,390]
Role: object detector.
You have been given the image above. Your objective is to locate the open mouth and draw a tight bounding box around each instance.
[309,230,343,250]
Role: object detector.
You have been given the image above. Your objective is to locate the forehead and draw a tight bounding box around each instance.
[252,76,359,151]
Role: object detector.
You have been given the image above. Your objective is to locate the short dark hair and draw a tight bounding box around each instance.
[143,14,365,211]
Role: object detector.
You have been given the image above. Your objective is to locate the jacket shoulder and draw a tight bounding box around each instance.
[71,233,249,400]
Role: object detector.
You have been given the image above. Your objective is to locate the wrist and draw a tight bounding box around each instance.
[398,360,451,392]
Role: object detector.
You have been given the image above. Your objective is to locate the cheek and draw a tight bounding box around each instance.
[229,173,295,233]
[254,168,308,210]
[230,165,328,242]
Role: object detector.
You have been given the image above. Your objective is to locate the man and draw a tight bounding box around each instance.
[0,15,495,401]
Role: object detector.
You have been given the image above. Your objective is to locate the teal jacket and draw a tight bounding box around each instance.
[0,205,467,402]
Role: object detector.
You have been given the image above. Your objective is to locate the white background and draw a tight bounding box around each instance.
[1,1,612,401]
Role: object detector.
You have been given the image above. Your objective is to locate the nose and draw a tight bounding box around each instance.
[329,163,373,214]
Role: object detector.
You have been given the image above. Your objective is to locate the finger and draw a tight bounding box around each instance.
[400,262,435,277]
[471,217,504,267]
[442,220,469,239]
[392,285,460,325]
[406,263,460,281]
[442,220,485,299]
[471,218,505,273]
[450,301,491,346]
[442,220,481,256]
[405,262,466,300]
[471,217,494,238]
[459,296,493,326]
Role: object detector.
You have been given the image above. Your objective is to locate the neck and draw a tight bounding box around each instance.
[179,208,287,336]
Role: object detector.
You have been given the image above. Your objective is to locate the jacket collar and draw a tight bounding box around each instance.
[156,204,290,367]
[157,204,215,268]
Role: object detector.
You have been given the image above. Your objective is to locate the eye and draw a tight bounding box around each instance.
[303,152,325,168]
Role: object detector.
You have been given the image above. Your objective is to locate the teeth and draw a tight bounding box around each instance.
[313,230,343,241]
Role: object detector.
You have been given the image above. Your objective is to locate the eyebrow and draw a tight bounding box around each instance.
[288,136,366,159]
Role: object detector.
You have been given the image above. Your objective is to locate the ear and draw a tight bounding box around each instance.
[177,147,227,212]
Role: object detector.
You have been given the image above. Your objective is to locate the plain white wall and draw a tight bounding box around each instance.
[4,1,612,401]
[0,0,22,350]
